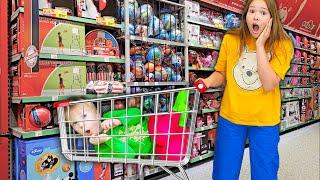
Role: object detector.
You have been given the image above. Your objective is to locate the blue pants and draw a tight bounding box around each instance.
[212,117,280,180]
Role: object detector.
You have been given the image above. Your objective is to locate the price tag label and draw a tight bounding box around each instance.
[206,44,214,49]
[34,131,43,137]
[155,82,159,85]
[51,54,58,59]
[42,8,67,19]
[52,96,58,101]
[134,82,139,86]
[96,17,116,27]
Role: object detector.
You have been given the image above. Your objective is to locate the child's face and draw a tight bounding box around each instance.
[246,0,271,38]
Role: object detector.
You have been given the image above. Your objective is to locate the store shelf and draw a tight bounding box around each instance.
[11,127,60,139]
[128,35,186,47]
[39,53,125,63]
[126,82,187,87]
[188,66,214,71]
[291,61,311,66]
[195,124,217,132]
[11,7,122,29]
[11,93,120,103]
[187,19,227,32]
[280,119,319,134]
[205,88,224,93]
[190,150,214,163]
[280,85,312,89]
[281,97,299,103]
[294,46,312,53]
[202,108,219,114]
[198,0,242,14]
[284,25,320,41]
[310,67,320,70]
[286,73,311,77]
[308,51,320,56]
[188,43,220,51]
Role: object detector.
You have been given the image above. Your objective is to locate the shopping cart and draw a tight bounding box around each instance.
[54,87,200,180]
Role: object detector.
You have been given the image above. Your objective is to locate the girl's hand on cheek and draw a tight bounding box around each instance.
[256,18,272,48]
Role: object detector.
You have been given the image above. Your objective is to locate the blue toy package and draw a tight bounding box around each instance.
[14,137,75,180]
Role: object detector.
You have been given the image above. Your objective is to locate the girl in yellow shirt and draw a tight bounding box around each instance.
[194,0,293,179]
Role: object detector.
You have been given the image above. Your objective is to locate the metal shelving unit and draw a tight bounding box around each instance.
[11,127,60,139]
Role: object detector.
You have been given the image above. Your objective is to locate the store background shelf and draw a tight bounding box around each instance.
[11,7,122,29]
[280,119,319,134]
[285,74,311,77]
[126,82,187,86]
[129,35,185,46]
[202,108,219,114]
[11,127,60,139]
[190,150,214,163]
[189,66,214,71]
[205,88,224,93]
[39,53,125,63]
[189,44,220,51]
[187,19,227,31]
[195,124,217,132]
[11,93,120,103]
[291,61,311,66]
[280,85,313,89]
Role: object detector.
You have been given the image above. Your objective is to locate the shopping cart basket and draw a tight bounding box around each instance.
[55,87,200,180]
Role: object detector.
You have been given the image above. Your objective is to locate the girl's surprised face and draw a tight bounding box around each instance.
[246,0,271,38]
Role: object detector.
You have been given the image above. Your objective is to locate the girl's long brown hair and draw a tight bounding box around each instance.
[230,0,291,57]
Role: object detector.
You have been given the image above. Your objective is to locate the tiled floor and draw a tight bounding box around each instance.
[159,122,320,180]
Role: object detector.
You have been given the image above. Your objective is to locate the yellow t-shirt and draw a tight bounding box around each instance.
[215,32,293,126]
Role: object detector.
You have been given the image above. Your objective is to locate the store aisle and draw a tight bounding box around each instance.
[159,122,320,180]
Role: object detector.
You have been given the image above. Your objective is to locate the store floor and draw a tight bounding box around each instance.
[159,122,320,180]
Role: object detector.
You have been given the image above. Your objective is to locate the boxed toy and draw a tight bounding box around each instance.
[13,14,85,56]
[184,0,200,21]
[13,0,75,15]
[85,29,120,57]
[76,0,117,19]
[124,164,138,179]
[281,101,300,127]
[111,163,124,180]
[76,162,114,180]
[14,137,75,180]
[12,59,87,97]
[15,103,55,132]
[188,24,200,46]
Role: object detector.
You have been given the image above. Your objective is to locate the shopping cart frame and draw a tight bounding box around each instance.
[55,87,200,180]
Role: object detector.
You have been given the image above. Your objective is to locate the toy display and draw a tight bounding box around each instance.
[300,98,313,122]
[160,13,176,31]
[13,14,85,56]
[185,0,200,21]
[14,0,75,15]
[77,0,117,19]
[14,137,75,180]
[188,24,200,45]
[302,36,309,49]
[15,103,55,131]
[118,0,139,21]
[224,13,240,29]
[207,128,216,151]
[85,29,120,57]
[11,60,86,97]
[295,35,301,47]
[281,101,300,127]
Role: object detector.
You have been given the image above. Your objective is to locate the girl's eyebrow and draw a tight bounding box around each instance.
[249,6,269,10]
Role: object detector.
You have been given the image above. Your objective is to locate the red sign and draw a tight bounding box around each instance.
[278,0,320,37]
[228,0,245,11]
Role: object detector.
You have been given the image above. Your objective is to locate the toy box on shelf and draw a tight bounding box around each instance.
[185,0,200,21]
[11,59,87,97]
[281,101,300,128]
[14,102,56,132]
[85,29,120,57]
[311,87,320,120]
[12,14,85,56]
[12,0,76,15]
[76,0,118,19]
[300,98,313,122]
[14,136,75,180]
[188,24,200,46]
[78,163,124,180]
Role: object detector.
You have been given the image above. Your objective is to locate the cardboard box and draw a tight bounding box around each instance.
[185,0,200,21]
[281,101,300,127]
[76,0,117,19]
[188,24,200,46]
[14,137,75,180]
[13,0,76,15]
[12,13,85,56]
[12,59,87,97]
[76,162,113,180]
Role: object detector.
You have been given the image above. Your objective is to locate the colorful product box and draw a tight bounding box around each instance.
[188,24,200,46]
[12,59,87,97]
[14,137,75,180]
[12,13,85,56]
[12,0,75,15]
[184,0,200,21]
[281,101,300,127]
[76,162,114,180]
[76,0,117,19]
